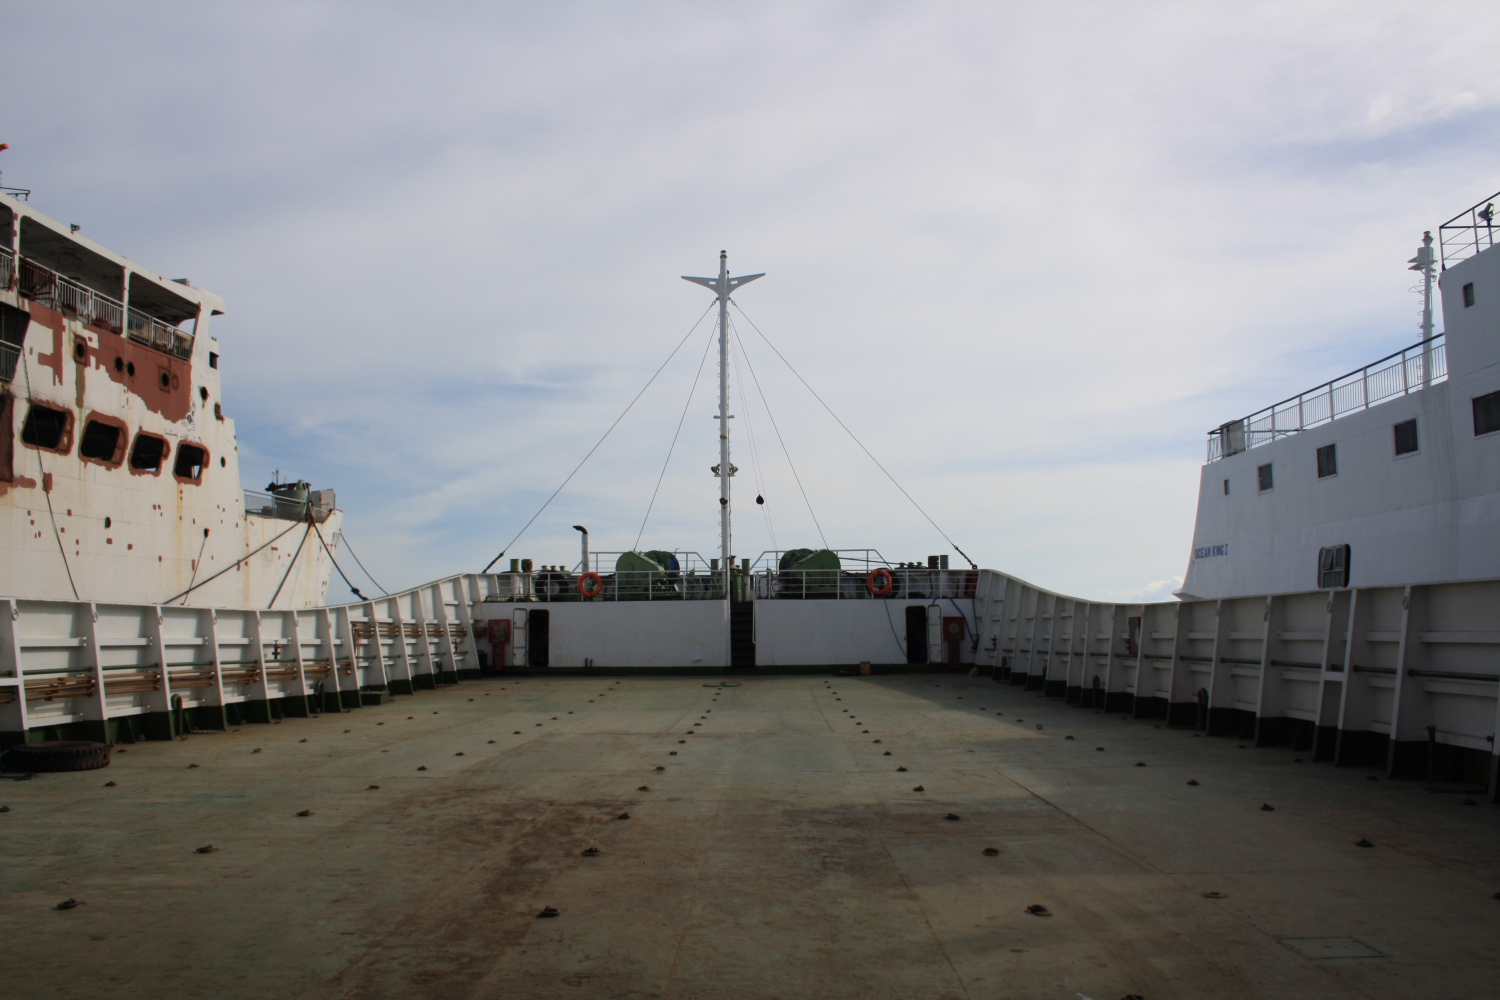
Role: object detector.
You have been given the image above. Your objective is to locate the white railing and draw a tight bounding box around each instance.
[0,246,13,290]
[18,256,124,334]
[1439,190,1500,268]
[1208,335,1446,462]
[127,306,193,359]
[0,341,18,383]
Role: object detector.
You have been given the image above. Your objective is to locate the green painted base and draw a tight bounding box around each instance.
[1207,707,1255,739]
[413,673,438,690]
[1131,696,1167,721]
[388,679,415,696]
[1166,701,1199,727]
[360,689,391,706]
[1044,679,1066,698]
[1104,691,1133,714]
[1333,728,1387,767]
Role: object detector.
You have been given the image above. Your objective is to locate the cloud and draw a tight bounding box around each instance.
[5,1,1498,603]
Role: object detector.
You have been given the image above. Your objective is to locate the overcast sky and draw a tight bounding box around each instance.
[4,1,1498,603]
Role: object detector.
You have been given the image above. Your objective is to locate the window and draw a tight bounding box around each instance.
[129,433,168,473]
[1394,419,1419,455]
[78,419,123,464]
[1257,463,1274,492]
[208,352,218,369]
[1318,544,1351,589]
[173,443,207,483]
[1463,282,1475,308]
[1316,444,1337,478]
[1222,478,1230,496]
[1475,390,1500,437]
[20,403,70,452]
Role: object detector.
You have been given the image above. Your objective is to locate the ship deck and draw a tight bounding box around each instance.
[5,673,1497,1000]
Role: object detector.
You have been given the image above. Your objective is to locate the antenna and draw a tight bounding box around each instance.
[682,253,763,659]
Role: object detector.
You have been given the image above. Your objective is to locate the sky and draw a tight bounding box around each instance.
[3,1,1498,604]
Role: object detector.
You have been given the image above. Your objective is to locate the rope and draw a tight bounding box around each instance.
[481,301,716,573]
[179,530,210,605]
[634,324,716,549]
[312,521,368,602]
[727,328,777,552]
[161,517,306,604]
[340,532,388,595]
[726,315,828,549]
[18,354,78,599]
[266,523,312,609]
[731,301,972,566]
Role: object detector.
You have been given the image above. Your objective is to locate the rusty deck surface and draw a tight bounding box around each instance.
[4,674,1497,1000]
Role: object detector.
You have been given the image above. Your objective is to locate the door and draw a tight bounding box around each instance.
[905,606,928,664]
[526,609,550,668]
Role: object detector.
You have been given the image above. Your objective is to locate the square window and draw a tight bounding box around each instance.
[1257,463,1274,492]
[1394,419,1419,455]
[1318,544,1351,589]
[21,403,70,452]
[1222,478,1230,496]
[129,433,168,472]
[1316,444,1337,478]
[79,420,122,463]
[1475,390,1500,437]
[1463,282,1475,308]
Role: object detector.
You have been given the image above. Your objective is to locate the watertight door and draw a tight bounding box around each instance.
[527,609,550,668]
[904,606,928,664]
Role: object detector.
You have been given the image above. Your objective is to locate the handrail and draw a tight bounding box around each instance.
[1207,334,1446,462]
[18,256,124,334]
[0,342,18,383]
[1438,190,1500,268]
[0,246,13,290]
[126,306,193,360]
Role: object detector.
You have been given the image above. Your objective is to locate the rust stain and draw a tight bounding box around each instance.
[29,302,65,387]
[25,300,194,422]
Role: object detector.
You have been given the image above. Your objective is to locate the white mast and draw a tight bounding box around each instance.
[1409,231,1436,388]
[682,252,763,617]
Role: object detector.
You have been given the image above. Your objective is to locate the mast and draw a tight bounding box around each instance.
[682,253,764,623]
[1410,231,1436,388]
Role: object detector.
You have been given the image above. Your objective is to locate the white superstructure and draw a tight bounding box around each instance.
[0,193,339,608]
[1181,193,1500,601]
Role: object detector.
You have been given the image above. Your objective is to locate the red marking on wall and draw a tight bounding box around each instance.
[27,302,66,386]
[26,300,194,422]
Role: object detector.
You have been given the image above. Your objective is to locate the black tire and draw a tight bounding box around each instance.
[5,740,112,773]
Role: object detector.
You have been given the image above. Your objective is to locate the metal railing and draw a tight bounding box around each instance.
[17,257,124,334]
[0,342,18,383]
[1439,190,1500,268]
[0,246,13,290]
[1207,335,1446,462]
[127,306,193,359]
[752,567,979,600]
[243,489,335,523]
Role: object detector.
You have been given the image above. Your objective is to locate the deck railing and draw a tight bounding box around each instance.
[0,246,13,290]
[0,342,18,383]
[17,257,125,334]
[127,306,193,359]
[1439,190,1500,268]
[1207,335,1446,462]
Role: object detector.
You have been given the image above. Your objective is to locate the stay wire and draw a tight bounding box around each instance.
[634,324,716,549]
[340,532,389,595]
[161,517,308,605]
[731,301,973,567]
[266,523,313,609]
[312,521,370,602]
[726,326,776,551]
[18,354,79,599]
[481,302,716,573]
[726,314,828,550]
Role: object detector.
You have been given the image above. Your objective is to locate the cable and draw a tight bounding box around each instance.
[731,301,973,567]
[727,327,777,552]
[179,530,210,604]
[266,523,312,609]
[481,301,716,573]
[634,325,716,549]
[312,521,368,602]
[161,516,306,604]
[340,532,388,595]
[18,354,79,599]
[726,314,828,549]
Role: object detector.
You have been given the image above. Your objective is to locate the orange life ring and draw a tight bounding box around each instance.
[866,568,894,597]
[578,571,604,598]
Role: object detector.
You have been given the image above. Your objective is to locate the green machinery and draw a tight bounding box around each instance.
[614,550,687,600]
[777,548,841,597]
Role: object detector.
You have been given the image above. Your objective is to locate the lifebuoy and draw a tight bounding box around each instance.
[866,568,894,597]
[578,571,604,598]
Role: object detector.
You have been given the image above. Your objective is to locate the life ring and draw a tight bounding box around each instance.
[578,571,604,598]
[866,568,894,597]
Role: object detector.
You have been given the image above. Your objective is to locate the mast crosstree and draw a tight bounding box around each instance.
[682,253,763,628]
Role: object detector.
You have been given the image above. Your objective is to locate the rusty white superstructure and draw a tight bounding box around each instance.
[0,193,340,609]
